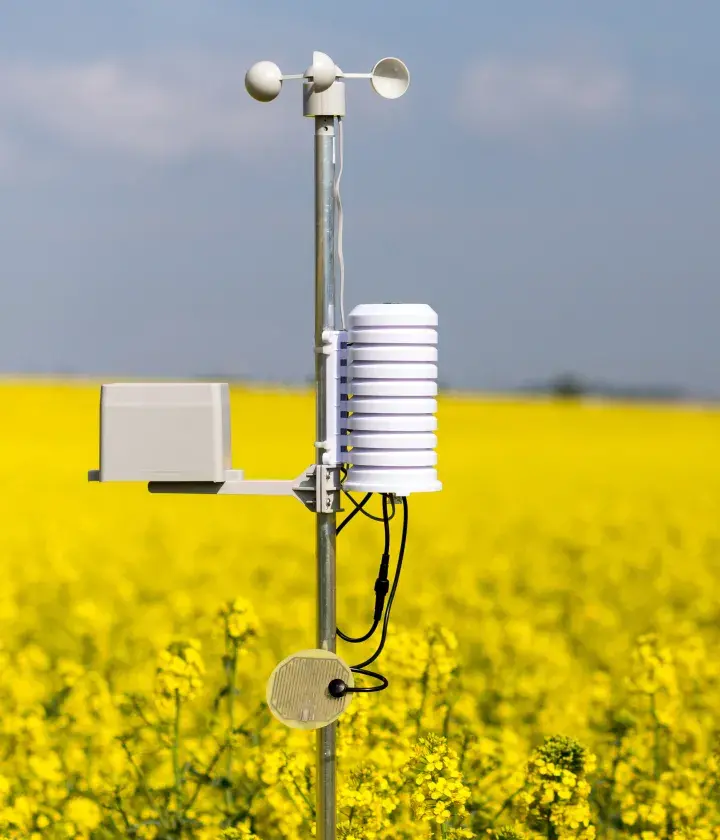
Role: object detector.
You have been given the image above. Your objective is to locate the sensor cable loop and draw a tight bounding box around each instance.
[332,493,409,695]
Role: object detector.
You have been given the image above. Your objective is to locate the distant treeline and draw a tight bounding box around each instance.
[192,371,704,402]
[517,372,686,401]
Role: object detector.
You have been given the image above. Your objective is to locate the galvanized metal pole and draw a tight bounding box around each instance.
[314,114,338,840]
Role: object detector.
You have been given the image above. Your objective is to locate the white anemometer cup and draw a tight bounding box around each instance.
[243,60,283,102]
[369,57,411,99]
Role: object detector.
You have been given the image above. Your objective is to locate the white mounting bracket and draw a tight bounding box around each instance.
[86,375,347,514]
[316,329,348,468]
[313,464,342,514]
[88,464,341,514]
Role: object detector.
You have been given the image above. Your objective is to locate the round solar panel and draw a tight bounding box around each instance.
[266,649,354,730]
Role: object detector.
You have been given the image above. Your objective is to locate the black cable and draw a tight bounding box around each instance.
[337,494,392,643]
[338,464,396,523]
[351,496,408,671]
[327,496,409,697]
[337,619,379,645]
[336,492,372,535]
[342,490,396,524]
[328,668,388,697]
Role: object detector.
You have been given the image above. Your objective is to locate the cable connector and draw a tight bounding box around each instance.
[373,553,391,621]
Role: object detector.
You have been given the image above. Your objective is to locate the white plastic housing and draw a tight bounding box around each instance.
[98,383,231,482]
[303,78,346,117]
[344,303,441,495]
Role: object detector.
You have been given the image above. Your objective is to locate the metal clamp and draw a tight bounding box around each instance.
[292,464,342,514]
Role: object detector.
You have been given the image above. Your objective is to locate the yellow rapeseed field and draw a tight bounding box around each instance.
[0,382,719,839]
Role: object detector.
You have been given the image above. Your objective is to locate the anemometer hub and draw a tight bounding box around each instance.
[305,51,337,93]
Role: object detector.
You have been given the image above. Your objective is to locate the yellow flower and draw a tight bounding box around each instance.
[154,639,205,705]
[64,798,102,831]
[627,634,679,697]
[0,385,719,838]
[218,598,260,643]
[406,735,471,828]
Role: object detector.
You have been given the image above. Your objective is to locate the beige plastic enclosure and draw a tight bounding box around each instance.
[96,382,231,482]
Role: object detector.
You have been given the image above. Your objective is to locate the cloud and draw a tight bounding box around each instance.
[456,57,633,138]
[0,53,289,161]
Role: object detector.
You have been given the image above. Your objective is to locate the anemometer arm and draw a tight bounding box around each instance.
[245,52,410,111]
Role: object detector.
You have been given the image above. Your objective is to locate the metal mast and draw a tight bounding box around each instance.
[314,112,338,840]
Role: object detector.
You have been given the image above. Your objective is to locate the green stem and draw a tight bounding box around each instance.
[488,783,526,826]
[224,634,239,811]
[118,739,156,812]
[291,776,315,817]
[601,736,623,839]
[173,692,184,809]
[650,693,661,780]
[114,792,132,830]
[416,660,432,736]
[184,739,229,815]
[442,699,456,740]
[547,815,559,840]
[458,730,471,772]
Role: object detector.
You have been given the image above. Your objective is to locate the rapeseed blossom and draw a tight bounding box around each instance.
[408,734,471,827]
[0,383,717,837]
[217,597,259,644]
[520,735,596,839]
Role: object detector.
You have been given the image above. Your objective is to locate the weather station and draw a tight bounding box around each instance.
[88,51,441,840]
